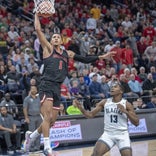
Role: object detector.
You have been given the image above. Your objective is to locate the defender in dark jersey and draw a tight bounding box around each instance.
[23,13,116,156]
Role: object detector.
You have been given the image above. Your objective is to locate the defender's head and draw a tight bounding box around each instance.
[110,83,124,96]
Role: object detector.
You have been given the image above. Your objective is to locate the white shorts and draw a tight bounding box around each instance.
[98,131,131,150]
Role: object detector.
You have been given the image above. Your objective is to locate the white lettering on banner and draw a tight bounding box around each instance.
[49,124,82,141]
[52,121,71,128]
[128,118,148,134]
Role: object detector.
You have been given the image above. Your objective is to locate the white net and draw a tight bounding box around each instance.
[33,0,55,14]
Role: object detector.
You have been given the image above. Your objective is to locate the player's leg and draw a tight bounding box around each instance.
[120,148,132,156]
[91,132,114,156]
[117,131,132,156]
[39,100,55,150]
[91,141,110,156]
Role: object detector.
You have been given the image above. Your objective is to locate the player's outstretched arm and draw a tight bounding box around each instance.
[34,13,52,52]
[117,102,139,126]
[75,99,106,118]
[67,50,116,64]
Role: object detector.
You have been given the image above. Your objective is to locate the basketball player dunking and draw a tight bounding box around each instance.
[75,83,139,156]
[23,13,116,156]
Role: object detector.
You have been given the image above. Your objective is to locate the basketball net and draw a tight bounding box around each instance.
[33,0,55,14]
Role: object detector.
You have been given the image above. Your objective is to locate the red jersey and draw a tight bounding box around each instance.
[68,58,76,72]
[61,84,69,96]
[111,46,123,63]
[95,59,106,70]
[121,48,133,65]
[143,27,155,41]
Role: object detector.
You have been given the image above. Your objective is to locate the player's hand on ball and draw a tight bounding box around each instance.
[117,104,127,114]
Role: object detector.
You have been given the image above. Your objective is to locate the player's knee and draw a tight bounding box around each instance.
[92,149,101,156]
[44,113,53,123]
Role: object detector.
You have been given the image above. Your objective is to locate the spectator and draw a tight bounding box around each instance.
[143,23,155,41]
[82,69,91,86]
[15,57,27,73]
[127,32,139,57]
[89,67,101,83]
[123,68,131,82]
[111,40,122,72]
[69,71,79,86]
[119,74,139,102]
[109,4,119,21]
[90,4,101,20]
[142,73,156,97]
[66,99,82,115]
[60,83,72,109]
[104,39,115,53]
[89,74,104,101]
[144,41,156,61]
[133,98,147,110]
[70,81,82,99]
[0,93,18,119]
[78,75,91,111]
[58,103,66,116]
[150,66,156,80]
[29,66,41,86]
[0,65,7,94]
[86,13,97,31]
[34,37,41,61]
[107,21,116,39]
[128,74,143,96]
[121,44,133,69]
[121,16,132,29]
[146,95,156,108]
[27,57,39,74]
[61,30,71,49]
[68,58,77,74]
[137,54,149,72]
[19,70,31,99]
[0,106,21,154]
[6,65,21,93]
[137,37,147,56]
[23,85,42,152]
[100,75,110,98]
[138,66,147,82]
[7,25,19,40]
[130,67,142,83]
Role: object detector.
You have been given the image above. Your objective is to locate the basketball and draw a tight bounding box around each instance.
[37,12,52,18]
[37,1,55,18]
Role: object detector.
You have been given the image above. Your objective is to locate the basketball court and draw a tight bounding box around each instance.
[27,138,156,156]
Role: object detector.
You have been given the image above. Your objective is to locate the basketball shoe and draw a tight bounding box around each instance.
[23,131,33,152]
[43,148,53,156]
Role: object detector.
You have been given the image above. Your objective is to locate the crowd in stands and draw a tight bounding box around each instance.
[0,0,155,118]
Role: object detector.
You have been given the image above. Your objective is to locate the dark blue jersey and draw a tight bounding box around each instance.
[41,49,68,83]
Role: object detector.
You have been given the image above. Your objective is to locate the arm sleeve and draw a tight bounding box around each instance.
[73,54,99,63]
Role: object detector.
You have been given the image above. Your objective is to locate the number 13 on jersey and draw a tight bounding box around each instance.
[110,115,118,123]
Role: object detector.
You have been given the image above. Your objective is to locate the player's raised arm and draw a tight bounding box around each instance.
[34,13,52,52]
[67,50,116,64]
[75,99,106,118]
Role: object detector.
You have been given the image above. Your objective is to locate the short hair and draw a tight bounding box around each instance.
[119,84,124,92]
[51,33,63,40]
[110,82,124,92]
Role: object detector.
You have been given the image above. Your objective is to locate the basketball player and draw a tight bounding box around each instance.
[75,83,139,156]
[23,13,115,156]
